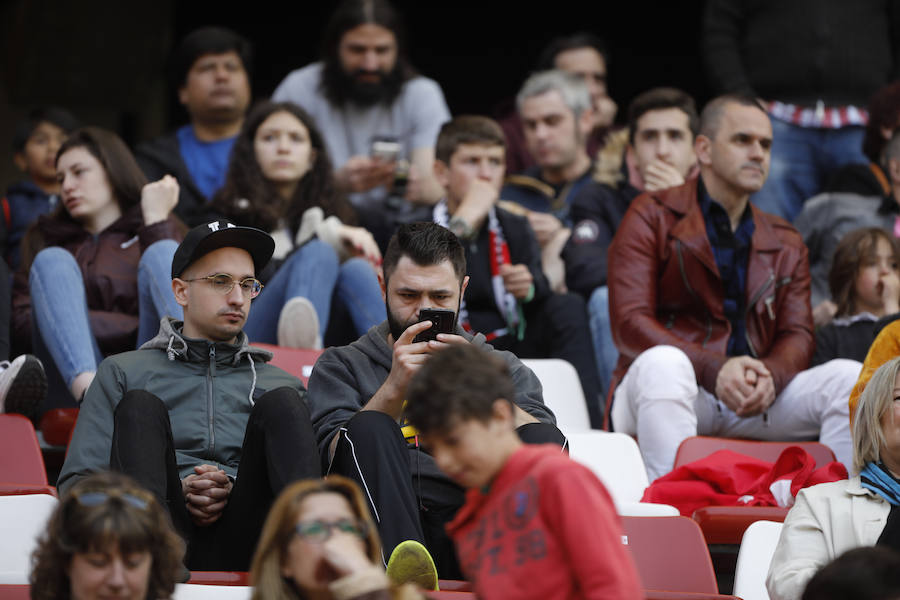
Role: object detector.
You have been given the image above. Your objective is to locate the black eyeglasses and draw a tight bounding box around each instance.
[183,273,263,298]
[72,490,150,511]
[294,518,368,543]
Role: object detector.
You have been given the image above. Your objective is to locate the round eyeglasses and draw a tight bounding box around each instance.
[294,518,368,543]
[183,273,263,298]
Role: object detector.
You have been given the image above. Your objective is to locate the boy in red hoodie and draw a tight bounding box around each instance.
[405,343,642,600]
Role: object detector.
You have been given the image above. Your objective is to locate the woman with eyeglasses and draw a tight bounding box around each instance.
[12,127,184,402]
[211,101,385,349]
[30,471,185,600]
[250,475,421,600]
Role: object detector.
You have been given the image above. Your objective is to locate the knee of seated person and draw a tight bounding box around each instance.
[344,410,400,442]
[30,246,77,274]
[340,256,374,277]
[139,239,178,266]
[632,345,694,377]
[291,238,339,268]
[251,386,307,416]
[587,286,609,312]
[816,358,863,387]
[114,389,166,421]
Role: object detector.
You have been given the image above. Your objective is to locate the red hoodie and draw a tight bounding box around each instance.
[446,444,643,600]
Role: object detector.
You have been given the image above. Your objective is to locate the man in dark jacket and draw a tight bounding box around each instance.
[58,220,319,570]
[607,96,861,482]
[307,221,563,579]
[135,27,251,226]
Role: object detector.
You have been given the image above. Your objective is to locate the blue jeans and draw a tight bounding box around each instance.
[751,119,867,221]
[30,242,178,387]
[137,240,183,345]
[587,285,618,400]
[243,239,385,344]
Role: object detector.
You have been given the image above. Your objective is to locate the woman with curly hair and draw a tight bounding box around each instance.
[250,475,422,600]
[30,471,185,600]
[212,101,385,348]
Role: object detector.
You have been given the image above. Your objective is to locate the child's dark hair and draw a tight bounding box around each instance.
[829,227,900,317]
[406,344,516,435]
[12,107,80,153]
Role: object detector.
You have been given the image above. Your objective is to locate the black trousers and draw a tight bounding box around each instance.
[329,411,566,579]
[110,387,321,570]
[491,292,604,429]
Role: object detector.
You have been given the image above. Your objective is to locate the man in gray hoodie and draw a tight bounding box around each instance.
[307,222,563,578]
[58,220,320,570]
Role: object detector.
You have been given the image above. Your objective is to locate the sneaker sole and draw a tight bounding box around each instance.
[5,356,47,421]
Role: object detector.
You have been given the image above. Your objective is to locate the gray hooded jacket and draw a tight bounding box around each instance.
[307,321,555,460]
[58,318,306,495]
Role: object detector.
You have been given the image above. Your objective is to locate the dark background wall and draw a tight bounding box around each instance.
[0,0,708,187]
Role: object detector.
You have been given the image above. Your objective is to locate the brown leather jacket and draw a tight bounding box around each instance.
[12,205,182,356]
[607,178,813,396]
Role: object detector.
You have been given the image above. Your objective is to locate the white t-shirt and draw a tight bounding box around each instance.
[272,62,451,206]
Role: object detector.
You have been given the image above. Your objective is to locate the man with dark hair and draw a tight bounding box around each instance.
[273,0,449,221]
[433,115,603,427]
[607,95,860,481]
[307,221,562,579]
[136,27,252,226]
[501,32,617,175]
[562,87,699,396]
[59,220,320,570]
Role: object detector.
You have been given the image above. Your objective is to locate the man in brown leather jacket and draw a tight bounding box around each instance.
[607,95,862,481]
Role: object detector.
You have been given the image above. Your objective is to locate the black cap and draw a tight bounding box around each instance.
[171,219,275,279]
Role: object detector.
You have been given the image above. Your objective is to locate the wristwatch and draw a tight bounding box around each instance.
[448,216,476,240]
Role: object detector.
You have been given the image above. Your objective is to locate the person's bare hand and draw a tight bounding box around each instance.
[881,271,900,315]
[140,175,179,225]
[736,370,776,417]
[812,300,838,328]
[715,356,771,415]
[319,533,374,579]
[339,225,382,267]
[336,156,395,193]
[642,160,687,192]
[182,464,232,526]
[526,212,564,247]
[499,263,533,299]
[594,95,618,128]
[382,320,435,402]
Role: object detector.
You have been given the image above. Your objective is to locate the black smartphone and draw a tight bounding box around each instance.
[413,308,456,343]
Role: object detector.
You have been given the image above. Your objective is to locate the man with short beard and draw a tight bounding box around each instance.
[136,27,252,227]
[306,222,562,579]
[273,0,450,239]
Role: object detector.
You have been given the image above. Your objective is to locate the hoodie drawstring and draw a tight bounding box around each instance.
[247,353,258,406]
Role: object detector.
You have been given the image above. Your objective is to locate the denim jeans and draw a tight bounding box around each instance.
[587,286,618,400]
[137,240,183,345]
[243,239,386,344]
[30,243,178,387]
[751,119,867,221]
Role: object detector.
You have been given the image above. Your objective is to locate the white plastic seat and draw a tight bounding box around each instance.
[0,494,58,584]
[566,431,678,516]
[521,358,590,432]
[733,520,783,600]
[173,584,253,599]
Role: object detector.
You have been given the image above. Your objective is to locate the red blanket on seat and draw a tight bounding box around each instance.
[641,447,848,516]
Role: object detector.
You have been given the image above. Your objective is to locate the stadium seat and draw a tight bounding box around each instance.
[732,520,783,600]
[521,358,590,432]
[0,585,29,599]
[39,408,79,447]
[673,437,835,545]
[621,516,719,594]
[188,572,250,586]
[0,494,58,584]
[567,431,678,516]
[0,414,55,495]
[173,584,252,599]
[251,343,323,386]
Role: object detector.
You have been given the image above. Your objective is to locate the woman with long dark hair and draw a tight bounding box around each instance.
[12,127,183,401]
[212,100,385,347]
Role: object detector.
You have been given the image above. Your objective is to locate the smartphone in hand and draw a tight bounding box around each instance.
[413,308,456,343]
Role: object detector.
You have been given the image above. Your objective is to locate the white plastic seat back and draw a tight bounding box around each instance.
[566,431,676,516]
[173,584,253,599]
[0,494,58,584]
[521,358,590,432]
[733,520,783,600]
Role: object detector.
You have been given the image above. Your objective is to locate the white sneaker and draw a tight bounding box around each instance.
[277,297,322,349]
[0,355,47,420]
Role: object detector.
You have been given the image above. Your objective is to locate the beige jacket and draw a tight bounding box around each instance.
[766,476,889,600]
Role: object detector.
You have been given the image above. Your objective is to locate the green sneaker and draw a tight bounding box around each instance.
[386,540,439,591]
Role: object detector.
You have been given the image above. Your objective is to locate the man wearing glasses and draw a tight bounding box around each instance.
[58,219,321,571]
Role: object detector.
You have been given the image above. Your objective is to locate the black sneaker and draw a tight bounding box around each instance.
[0,355,47,421]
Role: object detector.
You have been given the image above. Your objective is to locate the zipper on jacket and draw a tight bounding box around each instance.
[676,240,713,346]
[208,344,216,455]
[743,272,777,358]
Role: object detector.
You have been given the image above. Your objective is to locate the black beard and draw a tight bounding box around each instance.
[320,60,407,107]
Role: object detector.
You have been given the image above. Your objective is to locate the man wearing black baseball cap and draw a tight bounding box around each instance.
[58,219,321,571]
